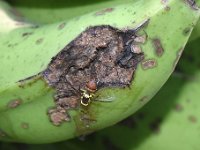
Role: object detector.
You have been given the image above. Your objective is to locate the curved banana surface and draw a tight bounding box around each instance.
[0,0,199,143]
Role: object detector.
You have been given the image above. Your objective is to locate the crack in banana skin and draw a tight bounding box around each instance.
[42,22,148,126]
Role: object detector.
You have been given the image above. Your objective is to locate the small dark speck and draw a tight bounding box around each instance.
[22,32,33,37]
[186,99,191,103]
[58,22,66,30]
[174,104,183,112]
[35,38,44,45]
[149,117,162,134]
[30,25,40,29]
[183,27,191,36]
[7,99,22,108]
[164,6,170,11]
[188,115,197,123]
[21,122,29,129]
[95,8,114,16]
[132,21,136,24]
[8,43,18,48]
[139,96,148,103]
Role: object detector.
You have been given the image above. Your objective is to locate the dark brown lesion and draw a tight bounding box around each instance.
[185,0,199,10]
[95,8,114,16]
[42,24,147,125]
[7,99,22,108]
[152,38,164,57]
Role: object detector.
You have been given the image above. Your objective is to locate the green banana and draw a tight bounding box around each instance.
[72,35,200,150]
[5,0,134,24]
[0,0,199,144]
[1,29,200,150]
[9,0,200,42]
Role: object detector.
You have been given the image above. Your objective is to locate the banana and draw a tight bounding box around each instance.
[0,0,199,144]
[1,29,200,150]
[9,0,200,42]
[5,0,134,24]
[74,34,200,150]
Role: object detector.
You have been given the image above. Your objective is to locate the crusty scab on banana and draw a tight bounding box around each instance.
[42,19,149,126]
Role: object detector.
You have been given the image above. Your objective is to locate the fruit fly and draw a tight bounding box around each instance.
[64,79,97,107]
[80,80,97,106]
[80,89,94,106]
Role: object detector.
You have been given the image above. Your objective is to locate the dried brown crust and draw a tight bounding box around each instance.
[42,25,146,125]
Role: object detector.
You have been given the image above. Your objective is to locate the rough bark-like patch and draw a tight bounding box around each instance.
[43,24,147,125]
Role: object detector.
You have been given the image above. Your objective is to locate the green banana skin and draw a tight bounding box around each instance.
[1,31,200,150]
[9,0,200,43]
[0,0,199,144]
[73,35,200,150]
[5,0,134,24]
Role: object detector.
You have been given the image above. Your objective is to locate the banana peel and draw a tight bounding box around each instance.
[5,0,134,24]
[0,0,199,144]
[9,0,200,42]
[70,35,200,150]
[1,33,200,150]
